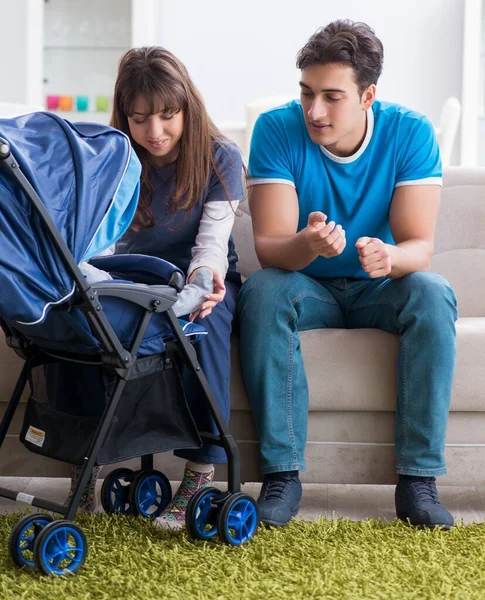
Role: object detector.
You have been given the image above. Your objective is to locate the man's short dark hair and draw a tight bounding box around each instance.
[296,20,384,95]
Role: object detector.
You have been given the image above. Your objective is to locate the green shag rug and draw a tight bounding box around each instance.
[1,512,485,600]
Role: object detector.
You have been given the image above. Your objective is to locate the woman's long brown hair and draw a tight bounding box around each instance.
[111,47,232,231]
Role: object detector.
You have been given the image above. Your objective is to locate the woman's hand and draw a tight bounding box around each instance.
[189,267,226,321]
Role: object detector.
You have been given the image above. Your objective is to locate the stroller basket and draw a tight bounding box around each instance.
[20,355,201,466]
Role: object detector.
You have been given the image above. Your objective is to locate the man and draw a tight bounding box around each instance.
[238,20,457,529]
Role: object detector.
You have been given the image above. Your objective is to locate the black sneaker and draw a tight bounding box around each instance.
[395,476,454,530]
[257,471,302,526]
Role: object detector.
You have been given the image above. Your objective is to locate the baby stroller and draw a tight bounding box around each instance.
[0,112,259,576]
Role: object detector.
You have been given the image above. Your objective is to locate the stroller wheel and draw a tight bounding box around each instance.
[129,469,172,519]
[33,520,87,576]
[217,493,259,546]
[9,513,54,568]
[186,486,223,541]
[101,467,135,515]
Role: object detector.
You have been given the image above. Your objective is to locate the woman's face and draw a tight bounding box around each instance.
[127,95,184,167]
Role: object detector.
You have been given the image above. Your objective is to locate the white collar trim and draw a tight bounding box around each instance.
[319,107,374,164]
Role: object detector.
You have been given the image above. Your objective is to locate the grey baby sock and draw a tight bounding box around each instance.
[172,267,214,317]
[80,261,113,284]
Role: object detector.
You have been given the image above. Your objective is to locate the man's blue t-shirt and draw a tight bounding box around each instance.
[248,99,442,279]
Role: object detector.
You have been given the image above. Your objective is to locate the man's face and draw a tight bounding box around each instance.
[299,63,374,156]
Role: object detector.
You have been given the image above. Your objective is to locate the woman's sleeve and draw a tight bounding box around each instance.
[187,200,240,278]
[187,142,244,279]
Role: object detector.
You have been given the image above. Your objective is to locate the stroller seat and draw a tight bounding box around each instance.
[12,253,207,358]
[89,253,208,356]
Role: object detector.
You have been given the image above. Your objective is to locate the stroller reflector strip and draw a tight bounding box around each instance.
[16,492,35,505]
[15,282,76,326]
[182,321,209,336]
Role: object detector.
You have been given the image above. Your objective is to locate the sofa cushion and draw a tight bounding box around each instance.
[431,177,485,317]
[230,317,485,412]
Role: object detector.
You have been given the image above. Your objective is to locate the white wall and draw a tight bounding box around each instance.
[0,0,43,107]
[0,0,464,161]
[157,0,463,145]
[0,1,28,104]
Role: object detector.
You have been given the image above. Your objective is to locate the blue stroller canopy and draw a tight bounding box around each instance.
[0,112,141,325]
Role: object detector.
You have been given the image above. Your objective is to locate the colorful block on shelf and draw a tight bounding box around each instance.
[96,96,110,112]
[46,95,59,110]
[76,96,89,111]
[59,95,73,111]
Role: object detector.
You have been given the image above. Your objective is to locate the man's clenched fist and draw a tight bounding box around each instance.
[355,237,393,278]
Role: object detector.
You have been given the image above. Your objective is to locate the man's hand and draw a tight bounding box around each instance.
[355,237,394,278]
[188,267,226,321]
[305,211,346,258]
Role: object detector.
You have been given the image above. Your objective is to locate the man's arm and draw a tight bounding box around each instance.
[356,184,440,279]
[387,184,440,278]
[249,183,314,271]
[249,183,346,271]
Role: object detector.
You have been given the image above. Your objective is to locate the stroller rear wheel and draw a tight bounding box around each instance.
[9,513,54,568]
[100,468,135,515]
[128,469,172,518]
[33,520,87,576]
[217,493,259,546]
[186,486,223,541]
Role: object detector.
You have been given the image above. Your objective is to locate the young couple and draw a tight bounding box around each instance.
[72,19,457,531]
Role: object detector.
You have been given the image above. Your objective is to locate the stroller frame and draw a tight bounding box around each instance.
[0,138,242,523]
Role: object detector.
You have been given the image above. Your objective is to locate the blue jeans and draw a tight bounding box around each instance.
[175,278,240,464]
[238,269,458,477]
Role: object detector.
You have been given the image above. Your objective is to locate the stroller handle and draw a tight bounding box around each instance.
[169,270,185,293]
[0,138,10,160]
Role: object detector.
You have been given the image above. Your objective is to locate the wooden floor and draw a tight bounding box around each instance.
[1,478,485,524]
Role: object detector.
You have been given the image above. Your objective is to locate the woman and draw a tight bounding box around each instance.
[70,47,245,528]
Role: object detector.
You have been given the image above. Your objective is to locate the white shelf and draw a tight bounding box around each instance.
[41,0,159,115]
[2,0,160,116]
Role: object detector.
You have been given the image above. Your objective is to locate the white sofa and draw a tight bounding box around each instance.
[1,167,484,486]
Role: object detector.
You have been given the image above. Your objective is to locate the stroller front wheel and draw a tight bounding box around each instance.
[33,520,87,576]
[186,486,223,541]
[9,513,54,568]
[129,469,172,519]
[217,493,259,546]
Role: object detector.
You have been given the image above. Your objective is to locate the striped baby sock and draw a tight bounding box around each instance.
[153,461,215,530]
